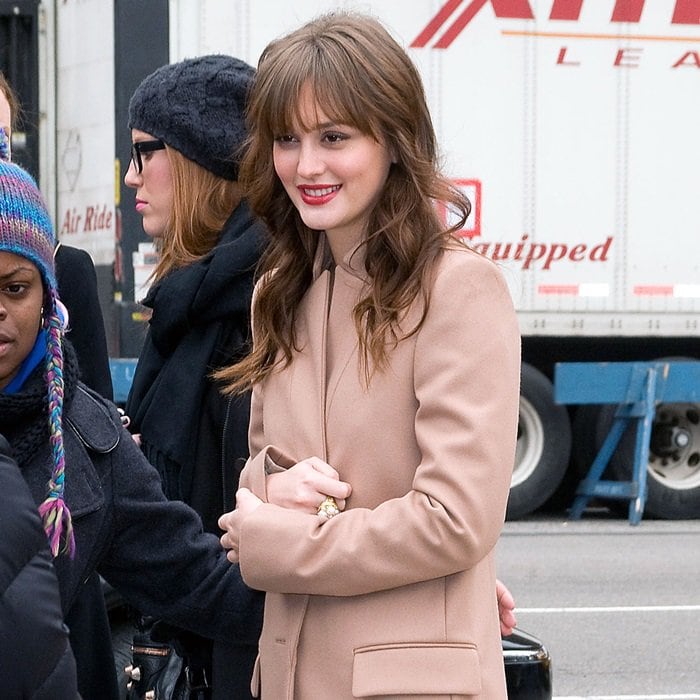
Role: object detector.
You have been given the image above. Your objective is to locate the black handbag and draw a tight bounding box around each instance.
[125,629,212,700]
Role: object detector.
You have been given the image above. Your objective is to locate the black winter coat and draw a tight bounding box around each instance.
[0,434,79,699]
[126,201,264,534]
[21,385,263,700]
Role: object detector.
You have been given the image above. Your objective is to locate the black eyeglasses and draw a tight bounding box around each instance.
[130,139,166,174]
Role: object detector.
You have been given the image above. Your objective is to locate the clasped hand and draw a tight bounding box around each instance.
[218,456,352,564]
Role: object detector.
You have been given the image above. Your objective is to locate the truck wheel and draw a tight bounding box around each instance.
[602,400,700,519]
[506,363,572,520]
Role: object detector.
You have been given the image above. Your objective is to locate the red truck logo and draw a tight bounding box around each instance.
[439,179,481,239]
[412,0,700,49]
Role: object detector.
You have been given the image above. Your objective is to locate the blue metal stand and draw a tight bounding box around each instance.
[554,361,700,525]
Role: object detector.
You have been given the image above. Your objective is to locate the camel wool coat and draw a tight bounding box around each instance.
[238,239,521,699]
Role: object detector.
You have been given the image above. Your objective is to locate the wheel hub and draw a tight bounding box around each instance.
[648,403,700,490]
[651,423,691,458]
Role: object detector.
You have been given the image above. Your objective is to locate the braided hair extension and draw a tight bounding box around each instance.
[37,289,75,558]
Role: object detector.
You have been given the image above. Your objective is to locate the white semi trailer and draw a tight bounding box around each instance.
[9,0,699,518]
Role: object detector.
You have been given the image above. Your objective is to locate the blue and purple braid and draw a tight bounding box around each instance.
[37,287,75,558]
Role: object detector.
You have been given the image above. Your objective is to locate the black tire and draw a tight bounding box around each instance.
[571,405,604,479]
[542,405,603,513]
[506,363,572,520]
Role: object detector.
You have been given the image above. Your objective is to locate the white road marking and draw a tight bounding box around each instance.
[555,695,700,700]
[519,605,700,613]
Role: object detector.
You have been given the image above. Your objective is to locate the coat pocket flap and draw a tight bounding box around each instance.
[352,642,481,697]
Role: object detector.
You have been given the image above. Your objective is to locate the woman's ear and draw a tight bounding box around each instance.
[383,134,398,165]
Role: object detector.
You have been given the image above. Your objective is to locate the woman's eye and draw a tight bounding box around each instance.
[274,134,297,145]
[323,132,347,144]
[4,283,27,295]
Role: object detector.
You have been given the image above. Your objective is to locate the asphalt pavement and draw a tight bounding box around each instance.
[496,512,700,699]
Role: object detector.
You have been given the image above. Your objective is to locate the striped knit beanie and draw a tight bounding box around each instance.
[0,159,74,557]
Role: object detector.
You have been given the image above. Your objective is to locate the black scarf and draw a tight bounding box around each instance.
[0,341,80,469]
[125,201,264,498]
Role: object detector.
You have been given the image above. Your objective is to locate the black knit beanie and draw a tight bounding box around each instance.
[128,54,255,180]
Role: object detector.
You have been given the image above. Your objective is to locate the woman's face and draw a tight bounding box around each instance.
[0,251,44,390]
[124,129,173,238]
[272,87,393,262]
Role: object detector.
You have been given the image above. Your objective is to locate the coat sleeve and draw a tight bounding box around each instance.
[0,435,79,699]
[239,378,298,499]
[94,411,263,645]
[237,251,521,596]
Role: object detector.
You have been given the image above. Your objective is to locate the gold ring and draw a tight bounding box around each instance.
[317,496,340,520]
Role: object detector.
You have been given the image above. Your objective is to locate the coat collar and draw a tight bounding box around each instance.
[312,233,369,283]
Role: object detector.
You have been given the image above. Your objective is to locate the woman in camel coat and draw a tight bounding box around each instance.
[218,12,521,699]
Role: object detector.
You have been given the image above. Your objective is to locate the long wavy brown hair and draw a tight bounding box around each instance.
[218,11,470,393]
[152,147,242,282]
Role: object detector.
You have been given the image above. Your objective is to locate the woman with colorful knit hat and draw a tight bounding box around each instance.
[0,160,78,698]
[0,157,262,698]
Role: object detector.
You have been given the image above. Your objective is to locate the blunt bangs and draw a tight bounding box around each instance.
[256,34,382,142]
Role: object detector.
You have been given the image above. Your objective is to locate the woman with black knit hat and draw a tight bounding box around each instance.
[123,54,271,699]
[0,157,263,699]
[124,53,263,547]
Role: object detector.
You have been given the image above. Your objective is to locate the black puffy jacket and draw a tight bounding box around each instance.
[0,434,79,699]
